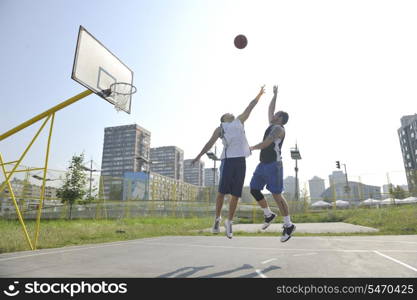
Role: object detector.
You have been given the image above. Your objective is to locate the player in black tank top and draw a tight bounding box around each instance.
[260,124,285,163]
[248,85,296,242]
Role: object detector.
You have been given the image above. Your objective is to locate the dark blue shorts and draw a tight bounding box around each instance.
[218,157,246,197]
[250,161,284,194]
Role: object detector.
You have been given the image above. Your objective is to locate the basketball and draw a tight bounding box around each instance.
[234,34,247,49]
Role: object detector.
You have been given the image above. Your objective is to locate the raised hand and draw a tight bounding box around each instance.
[255,85,266,101]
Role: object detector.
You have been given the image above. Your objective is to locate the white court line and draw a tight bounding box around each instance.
[319,238,417,245]
[261,258,277,264]
[255,269,267,278]
[0,239,146,262]
[374,251,417,273]
[293,253,317,257]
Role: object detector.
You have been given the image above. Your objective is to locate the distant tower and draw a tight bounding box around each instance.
[150,146,184,180]
[101,124,151,200]
[308,176,325,201]
[184,159,204,186]
[398,114,417,195]
[204,168,219,187]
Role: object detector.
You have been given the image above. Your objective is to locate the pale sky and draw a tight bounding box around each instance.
[1,0,416,190]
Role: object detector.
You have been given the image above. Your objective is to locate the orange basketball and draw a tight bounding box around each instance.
[234,34,247,49]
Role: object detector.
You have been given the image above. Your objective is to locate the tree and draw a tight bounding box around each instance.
[57,153,87,219]
[389,185,407,200]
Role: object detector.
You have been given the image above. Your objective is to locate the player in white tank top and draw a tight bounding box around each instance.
[192,86,265,239]
[219,118,251,159]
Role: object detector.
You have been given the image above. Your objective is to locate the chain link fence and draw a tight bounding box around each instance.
[1,166,416,222]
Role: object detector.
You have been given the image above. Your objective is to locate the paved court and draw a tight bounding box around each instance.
[1,235,416,278]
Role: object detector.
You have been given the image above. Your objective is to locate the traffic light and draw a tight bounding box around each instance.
[336,161,340,169]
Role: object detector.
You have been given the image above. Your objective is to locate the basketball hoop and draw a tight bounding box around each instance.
[100,82,137,112]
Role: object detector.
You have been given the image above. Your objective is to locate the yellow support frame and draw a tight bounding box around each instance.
[0,154,34,250]
[0,90,93,250]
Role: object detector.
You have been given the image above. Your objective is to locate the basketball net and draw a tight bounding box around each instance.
[110,82,137,112]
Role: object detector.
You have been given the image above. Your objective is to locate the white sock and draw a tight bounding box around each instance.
[263,207,273,216]
[283,215,292,227]
[215,216,221,221]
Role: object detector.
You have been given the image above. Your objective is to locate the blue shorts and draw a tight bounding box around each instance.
[218,157,246,197]
[249,161,284,194]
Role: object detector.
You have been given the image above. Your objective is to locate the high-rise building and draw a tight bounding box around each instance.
[184,159,204,186]
[329,170,346,186]
[101,124,151,199]
[204,168,219,186]
[308,176,325,201]
[398,114,417,195]
[284,176,296,200]
[150,146,184,180]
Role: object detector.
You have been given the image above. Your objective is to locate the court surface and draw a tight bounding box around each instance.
[1,235,416,278]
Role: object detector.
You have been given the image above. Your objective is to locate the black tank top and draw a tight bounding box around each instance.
[260,124,285,163]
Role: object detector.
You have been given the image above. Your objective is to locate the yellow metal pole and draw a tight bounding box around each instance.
[0,160,19,166]
[358,176,364,202]
[102,175,108,219]
[252,199,256,223]
[34,113,55,249]
[0,90,92,142]
[0,115,51,194]
[0,153,34,250]
[332,178,337,210]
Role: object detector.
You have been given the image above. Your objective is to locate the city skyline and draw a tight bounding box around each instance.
[1,0,416,190]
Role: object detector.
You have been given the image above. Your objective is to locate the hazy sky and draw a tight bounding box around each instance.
[1,0,416,190]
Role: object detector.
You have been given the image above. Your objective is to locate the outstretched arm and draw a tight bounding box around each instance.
[250,125,284,151]
[237,85,265,123]
[192,127,221,165]
[268,85,278,123]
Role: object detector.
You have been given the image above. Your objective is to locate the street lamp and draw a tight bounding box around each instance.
[290,143,301,201]
[81,161,101,199]
[336,160,350,199]
[32,175,59,182]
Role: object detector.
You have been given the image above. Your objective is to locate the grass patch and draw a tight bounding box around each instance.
[0,217,212,254]
[1,205,416,254]
[271,205,417,235]
[237,205,417,235]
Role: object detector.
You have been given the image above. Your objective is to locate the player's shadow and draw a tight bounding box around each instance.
[157,265,214,278]
[238,265,281,278]
[157,264,281,278]
[200,264,253,278]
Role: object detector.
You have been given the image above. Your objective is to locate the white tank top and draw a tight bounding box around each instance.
[220,119,251,159]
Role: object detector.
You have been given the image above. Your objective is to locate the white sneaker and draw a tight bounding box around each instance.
[224,219,233,239]
[261,212,277,230]
[280,224,296,242]
[211,217,221,234]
